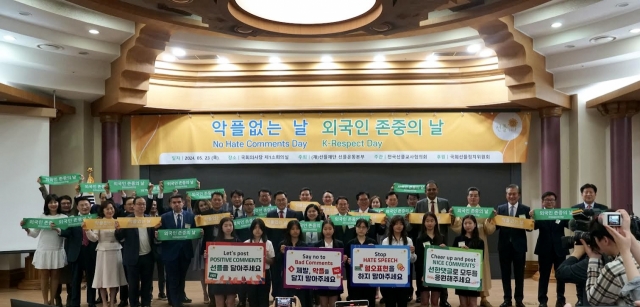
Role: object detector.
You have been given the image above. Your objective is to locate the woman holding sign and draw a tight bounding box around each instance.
[20,194,67,305]
[380,216,417,307]
[313,220,344,307]
[83,200,128,307]
[277,220,311,307]
[345,218,378,307]
[415,212,447,307]
[453,215,485,307]
[245,219,275,307]
[210,217,241,307]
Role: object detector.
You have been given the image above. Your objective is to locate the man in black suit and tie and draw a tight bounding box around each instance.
[60,197,98,307]
[354,192,387,240]
[414,180,452,307]
[266,191,302,298]
[144,183,167,301]
[496,184,531,307]
[530,192,569,307]
[230,189,247,218]
[115,196,157,307]
[570,183,607,306]
[158,194,200,307]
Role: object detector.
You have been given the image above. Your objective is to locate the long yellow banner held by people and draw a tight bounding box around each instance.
[408,213,452,225]
[84,219,116,230]
[131,112,530,165]
[260,218,297,229]
[195,213,231,227]
[348,212,386,224]
[117,217,161,228]
[493,215,534,230]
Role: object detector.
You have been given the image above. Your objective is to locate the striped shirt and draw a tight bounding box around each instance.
[587,255,639,306]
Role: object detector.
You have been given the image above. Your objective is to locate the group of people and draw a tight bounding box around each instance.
[22,177,627,307]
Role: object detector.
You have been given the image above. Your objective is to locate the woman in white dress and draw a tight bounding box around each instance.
[20,194,67,305]
[82,200,127,307]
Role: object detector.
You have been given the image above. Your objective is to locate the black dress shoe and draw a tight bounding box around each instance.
[440,301,452,307]
[555,301,566,307]
[576,301,583,307]
[88,304,96,307]
[183,297,192,304]
[539,304,548,307]
[95,298,102,305]
[500,301,513,307]
[416,297,422,304]
[516,302,525,307]
[118,301,128,307]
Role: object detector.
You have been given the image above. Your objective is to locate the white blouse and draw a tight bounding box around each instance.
[381,236,417,263]
[244,239,275,270]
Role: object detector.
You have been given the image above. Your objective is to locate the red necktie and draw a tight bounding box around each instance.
[430,201,435,213]
[279,211,284,218]
[82,231,89,246]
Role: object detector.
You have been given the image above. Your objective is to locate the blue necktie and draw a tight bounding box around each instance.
[177,214,182,229]
[509,206,515,217]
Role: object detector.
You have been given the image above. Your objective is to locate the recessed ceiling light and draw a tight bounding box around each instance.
[321,55,333,63]
[551,22,562,28]
[172,48,186,57]
[89,29,100,35]
[18,11,31,16]
[162,54,176,62]
[565,45,575,48]
[78,51,89,55]
[3,35,15,41]
[269,56,281,63]
[630,28,640,34]
[589,36,616,44]
[478,49,493,57]
[218,56,230,64]
[373,55,385,62]
[467,44,481,53]
[426,53,438,61]
[616,2,629,7]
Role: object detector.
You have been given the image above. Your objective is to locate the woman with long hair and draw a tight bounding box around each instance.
[20,194,67,305]
[277,220,311,307]
[380,215,417,307]
[453,215,484,307]
[245,219,275,307]
[192,199,213,304]
[415,212,447,307]
[303,204,323,244]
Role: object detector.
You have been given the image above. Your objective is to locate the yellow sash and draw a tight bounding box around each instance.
[259,218,297,229]
[289,201,321,211]
[348,212,386,224]
[84,219,116,230]
[494,215,534,230]
[195,213,231,227]
[117,217,161,228]
[408,213,451,225]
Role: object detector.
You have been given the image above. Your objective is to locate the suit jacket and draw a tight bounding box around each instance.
[534,217,569,257]
[333,215,358,245]
[496,202,531,253]
[159,210,196,262]
[313,239,344,249]
[414,197,451,242]
[571,202,608,211]
[115,214,157,266]
[230,205,248,218]
[266,209,302,251]
[60,223,98,263]
[350,208,386,241]
[145,195,167,216]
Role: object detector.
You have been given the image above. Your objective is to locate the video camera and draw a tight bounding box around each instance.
[561,209,640,250]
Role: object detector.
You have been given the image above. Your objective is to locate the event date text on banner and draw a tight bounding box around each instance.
[283,247,343,290]
[131,112,531,165]
[350,245,410,288]
[424,246,483,291]
[205,242,265,285]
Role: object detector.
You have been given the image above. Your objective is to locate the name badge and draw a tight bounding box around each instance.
[440,209,446,213]
[519,215,525,219]
[458,242,466,248]
[555,220,561,224]
[185,223,191,229]
[423,242,431,247]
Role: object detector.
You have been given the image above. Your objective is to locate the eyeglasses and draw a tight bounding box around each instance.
[543,199,556,203]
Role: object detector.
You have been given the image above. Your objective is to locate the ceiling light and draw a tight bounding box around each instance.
[236,0,376,25]
[478,49,493,57]
[630,28,640,34]
[466,44,481,53]
[426,53,438,61]
[89,29,100,35]
[589,36,616,44]
[551,22,562,28]
[162,54,176,62]
[172,48,186,57]
[3,35,15,41]
[18,11,31,16]
[616,2,629,7]
[320,55,333,63]
[218,56,230,64]
[37,44,64,51]
[269,56,280,63]
[565,45,575,49]
[373,55,385,62]
[78,51,89,55]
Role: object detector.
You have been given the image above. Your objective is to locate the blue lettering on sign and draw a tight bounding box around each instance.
[211,120,227,136]
[429,119,444,136]
[230,120,245,137]
[266,121,281,136]
[248,120,264,136]
[293,119,308,136]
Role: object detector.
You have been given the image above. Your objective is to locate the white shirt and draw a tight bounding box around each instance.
[244,239,275,269]
[426,197,439,213]
[381,236,416,263]
[323,240,333,248]
[583,202,595,209]
[358,208,369,213]
[232,206,244,218]
[305,231,318,243]
[508,202,519,216]
[173,211,183,228]
[138,227,151,255]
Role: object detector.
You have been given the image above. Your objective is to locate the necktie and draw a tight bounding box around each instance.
[82,230,89,247]
[430,201,436,213]
[177,213,182,229]
[586,204,592,210]
[510,205,515,217]
[279,211,284,218]
[235,208,240,218]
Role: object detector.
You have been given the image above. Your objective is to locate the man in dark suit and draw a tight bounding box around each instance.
[414,180,452,307]
[332,196,357,245]
[59,197,98,307]
[531,191,569,307]
[230,189,247,219]
[115,196,157,307]
[570,183,607,306]
[266,191,302,298]
[158,194,200,307]
[144,183,167,301]
[496,184,531,307]
[353,191,387,240]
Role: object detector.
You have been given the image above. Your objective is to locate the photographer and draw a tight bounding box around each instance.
[601,210,640,302]
[584,210,640,306]
[555,242,591,305]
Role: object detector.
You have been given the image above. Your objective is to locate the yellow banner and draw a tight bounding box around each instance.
[117,217,161,228]
[408,213,452,225]
[321,206,339,216]
[493,215,534,231]
[196,213,231,227]
[260,218,297,229]
[131,112,530,165]
[289,201,321,212]
[84,219,116,230]
[348,212,386,224]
